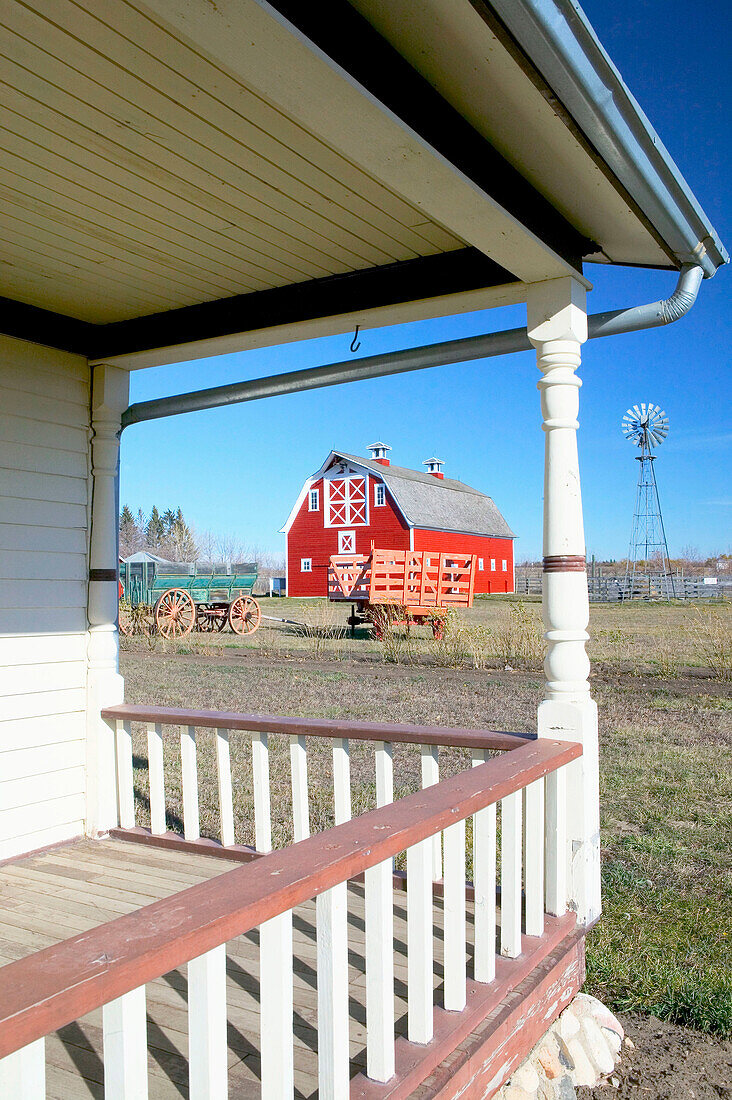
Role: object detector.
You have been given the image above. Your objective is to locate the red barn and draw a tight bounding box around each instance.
[282,444,515,597]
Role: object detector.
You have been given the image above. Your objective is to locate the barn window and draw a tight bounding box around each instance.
[502,559,508,571]
[478,558,484,571]
[326,476,367,526]
[308,488,319,511]
[374,483,385,507]
[338,531,355,554]
[490,558,496,571]
[300,558,312,572]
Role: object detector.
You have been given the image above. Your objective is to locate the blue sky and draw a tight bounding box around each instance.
[120,1,731,563]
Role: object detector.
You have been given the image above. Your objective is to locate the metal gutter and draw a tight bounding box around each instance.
[485,0,727,277]
[121,265,703,430]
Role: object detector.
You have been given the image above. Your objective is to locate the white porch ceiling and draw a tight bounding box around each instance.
[0,0,466,324]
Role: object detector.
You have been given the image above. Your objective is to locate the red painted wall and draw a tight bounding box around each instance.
[412,530,514,594]
[287,477,410,596]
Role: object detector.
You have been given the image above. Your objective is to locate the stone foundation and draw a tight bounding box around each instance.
[496,994,624,1099]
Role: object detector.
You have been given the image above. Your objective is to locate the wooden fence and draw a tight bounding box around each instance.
[515,572,730,601]
[0,707,581,1099]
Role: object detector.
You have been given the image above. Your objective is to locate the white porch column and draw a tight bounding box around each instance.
[86,364,130,837]
[527,277,601,926]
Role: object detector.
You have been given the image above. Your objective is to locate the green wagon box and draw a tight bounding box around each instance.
[120,559,260,636]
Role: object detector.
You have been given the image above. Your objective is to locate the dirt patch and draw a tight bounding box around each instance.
[579,1015,732,1099]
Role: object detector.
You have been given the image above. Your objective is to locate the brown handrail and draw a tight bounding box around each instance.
[101,704,532,751]
[0,738,580,1059]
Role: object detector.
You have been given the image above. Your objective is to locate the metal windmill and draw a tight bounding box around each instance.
[622,403,674,598]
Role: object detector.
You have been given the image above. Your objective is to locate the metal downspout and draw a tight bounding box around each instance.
[121,265,703,430]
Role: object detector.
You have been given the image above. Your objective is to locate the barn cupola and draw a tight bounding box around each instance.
[367,441,391,466]
[423,457,445,479]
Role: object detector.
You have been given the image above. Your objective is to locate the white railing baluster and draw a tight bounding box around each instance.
[375,741,393,807]
[147,722,166,835]
[260,911,294,1099]
[421,744,442,880]
[545,767,567,916]
[407,837,433,1043]
[471,750,496,983]
[289,734,310,842]
[0,1038,45,1099]
[317,883,350,1099]
[215,728,235,847]
[180,726,200,841]
[188,946,228,1099]
[102,986,148,1100]
[116,719,135,829]
[500,791,522,958]
[443,818,466,1011]
[252,731,272,853]
[365,857,394,1082]
[524,778,545,936]
[332,737,351,824]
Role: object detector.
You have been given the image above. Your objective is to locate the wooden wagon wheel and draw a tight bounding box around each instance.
[119,602,132,637]
[228,595,261,635]
[154,588,196,638]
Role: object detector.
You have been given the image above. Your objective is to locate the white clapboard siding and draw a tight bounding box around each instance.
[1,741,86,783]
[0,550,89,581]
[0,335,90,858]
[0,633,87,665]
[0,523,88,555]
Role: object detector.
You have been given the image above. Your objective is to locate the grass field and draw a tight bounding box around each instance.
[120,596,732,1036]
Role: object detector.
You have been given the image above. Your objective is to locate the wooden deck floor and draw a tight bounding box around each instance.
[0,837,464,1099]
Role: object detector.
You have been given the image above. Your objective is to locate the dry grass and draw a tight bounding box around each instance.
[120,596,732,1035]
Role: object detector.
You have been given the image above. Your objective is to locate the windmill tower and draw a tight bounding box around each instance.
[622,403,674,598]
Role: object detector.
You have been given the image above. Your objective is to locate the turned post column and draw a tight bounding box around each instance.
[527,277,601,926]
[86,364,130,837]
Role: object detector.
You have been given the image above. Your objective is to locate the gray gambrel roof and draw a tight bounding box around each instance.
[334,453,514,539]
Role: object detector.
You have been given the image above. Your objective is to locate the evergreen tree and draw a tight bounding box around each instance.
[146,505,165,547]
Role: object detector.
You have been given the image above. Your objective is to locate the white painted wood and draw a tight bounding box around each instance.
[332,738,351,824]
[1,740,85,783]
[316,883,350,1099]
[289,733,310,842]
[375,741,394,806]
[421,744,442,881]
[180,726,200,842]
[365,858,395,1082]
[0,816,82,864]
[407,836,433,1043]
[443,818,467,1011]
[147,723,166,836]
[545,766,567,917]
[529,278,601,926]
[471,750,496,984]
[260,910,294,1099]
[188,945,228,1099]
[0,1037,45,1098]
[215,728,235,847]
[1,766,87,813]
[116,720,135,830]
[252,731,272,853]
[0,338,91,864]
[133,0,574,284]
[500,792,522,958]
[524,779,545,936]
[102,986,148,1100]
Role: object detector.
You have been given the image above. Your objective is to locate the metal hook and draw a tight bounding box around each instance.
[350,324,361,353]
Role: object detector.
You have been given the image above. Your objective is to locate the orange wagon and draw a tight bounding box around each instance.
[329,546,477,638]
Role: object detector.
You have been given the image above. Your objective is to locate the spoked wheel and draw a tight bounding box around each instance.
[228,596,261,635]
[154,588,196,638]
[119,602,153,636]
[431,618,446,641]
[196,605,227,632]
